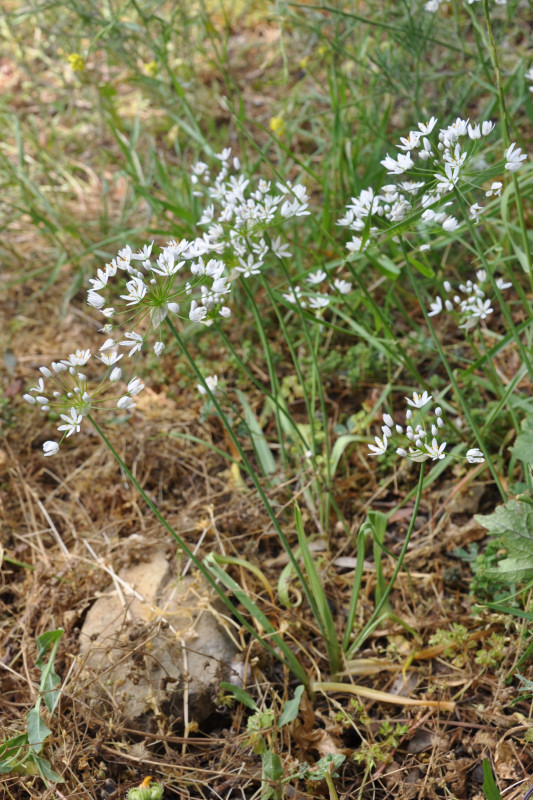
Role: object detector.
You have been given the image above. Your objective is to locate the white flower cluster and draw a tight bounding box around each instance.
[425,0,506,11]
[87,149,311,357]
[192,147,309,276]
[282,270,353,311]
[337,116,527,253]
[368,391,484,465]
[87,240,233,357]
[23,346,144,456]
[427,270,512,329]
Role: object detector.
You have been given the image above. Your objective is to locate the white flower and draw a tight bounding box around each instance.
[485,181,502,197]
[469,203,484,223]
[418,117,438,135]
[88,291,106,309]
[43,441,60,457]
[496,278,512,290]
[198,374,219,396]
[368,435,388,456]
[466,448,485,463]
[407,448,430,462]
[346,236,363,253]
[425,438,446,460]
[120,277,148,306]
[189,301,208,322]
[397,131,421,151]
[57,408,83,437]
[51,362,67,373]
[482,121,495,136]
[98,351,123,366]
[333,278,352,295]
[64,349,91,367]
[505,143,527,172]
[117,395,136,410]
[119,332,143,357]
[381,152,414,174]
[307,270,327,285]
[154,341,165,356]
[127,377,145,396]
[132,242,153,261]
[405,391,432,409]
[442,216,459,232]
[109,367,122,382]
[270,236,291,258]
[428,296,443,316]
[308,295,330,310]
[282,286,306,306]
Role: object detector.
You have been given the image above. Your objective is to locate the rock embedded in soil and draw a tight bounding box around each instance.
[78,550,238,732]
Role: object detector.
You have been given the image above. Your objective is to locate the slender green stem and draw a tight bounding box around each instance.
[87,414,308,686]
[165,317,326,637]
[346,464,426,658]
[325,771,341,800]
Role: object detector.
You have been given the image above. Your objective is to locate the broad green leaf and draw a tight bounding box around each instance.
[476,501,533,584]
[29,753,64,784]
[278,685,305,727]
[26,709,50,755]
[36,628,64,714]
[262,750,283,782]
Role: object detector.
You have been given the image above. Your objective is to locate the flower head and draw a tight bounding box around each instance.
[365,396,486,469]
[23,352,145,455]
[405,391,432,409]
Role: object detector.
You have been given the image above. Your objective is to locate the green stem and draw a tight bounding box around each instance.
[87,414,308,686]
[325,771,341,800]
[346,463,426,658]
[164,317,326,638]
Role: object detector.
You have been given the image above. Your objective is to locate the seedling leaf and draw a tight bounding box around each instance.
[278,685,305,727]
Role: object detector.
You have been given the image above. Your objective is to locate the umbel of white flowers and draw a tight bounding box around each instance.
[368,391,484,465]
[23,347,144,456]
[337,116,526,254]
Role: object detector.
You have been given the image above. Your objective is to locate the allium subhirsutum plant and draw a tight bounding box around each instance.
[23,92,529,684]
